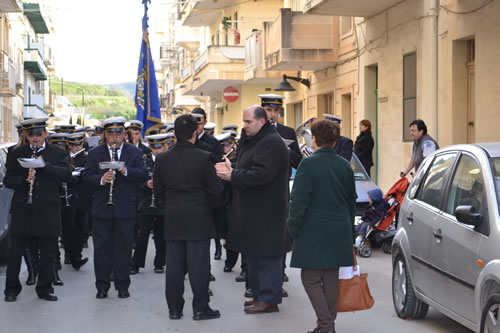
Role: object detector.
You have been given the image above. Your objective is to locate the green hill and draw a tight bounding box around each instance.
[50,77,136,120]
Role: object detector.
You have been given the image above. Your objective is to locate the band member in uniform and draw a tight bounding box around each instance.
[126,120,151,155]
[65,133,90,270]
[4,118,72,302]
[154,114,222,320]
[191,108,223,261]
[82,117,148,299]
[204,122,216,136]
[130,134,168,274]
[323,115,353,161]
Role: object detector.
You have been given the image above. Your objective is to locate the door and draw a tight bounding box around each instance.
[407,152,458,298]
[467,62,475,143]
[427,153,485,322]
[341,93,352,138]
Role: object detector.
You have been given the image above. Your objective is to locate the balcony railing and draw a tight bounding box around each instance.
[0,51,17,96]
[24,48,47,80]
[160,44,176,60]
[245,31,261,70]
[24,93,46,118]
[211,30,242,47]
[193,50,208,74]
[181,62,192,80]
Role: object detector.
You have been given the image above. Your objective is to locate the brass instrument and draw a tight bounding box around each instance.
[149,172,156,208]
[296,117,316,157]
[106,143,117,207]
[61,182,71,207]
[26,143,37,205]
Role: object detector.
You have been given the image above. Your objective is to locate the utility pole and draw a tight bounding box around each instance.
[78,88,85,126]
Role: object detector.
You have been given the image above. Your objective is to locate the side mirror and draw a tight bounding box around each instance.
[455,205,481,227]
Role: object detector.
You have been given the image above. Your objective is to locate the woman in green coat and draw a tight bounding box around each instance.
[288,120,356,333]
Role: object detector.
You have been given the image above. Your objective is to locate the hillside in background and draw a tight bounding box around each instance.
[50,77,136,120]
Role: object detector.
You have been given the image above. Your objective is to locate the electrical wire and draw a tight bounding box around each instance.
[440,0,494,14]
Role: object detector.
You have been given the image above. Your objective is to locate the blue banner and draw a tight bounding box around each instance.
[135,0,161,136]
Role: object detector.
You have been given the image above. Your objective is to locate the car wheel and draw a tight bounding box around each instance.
[392,255,429,319]
[358,245,372,258]
[480,295,500,333]
[382,240,392,254]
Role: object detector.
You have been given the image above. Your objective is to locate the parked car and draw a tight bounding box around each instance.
[289,153,380,216]
[391,143,500,333]
[0,142,15,264]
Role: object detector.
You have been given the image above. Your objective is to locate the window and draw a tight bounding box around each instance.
[417,153,457,208]
[340,17,352,36]
[446,154,484,216]
[403,52,417,142]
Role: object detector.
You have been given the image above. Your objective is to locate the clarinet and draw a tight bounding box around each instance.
[149,171,156,209]
[62,182,71,207]
[106,143,116,207]
[26,142,37,205]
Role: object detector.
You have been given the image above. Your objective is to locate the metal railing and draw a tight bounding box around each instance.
[0,51,16,92]
[181,62,192,80]
[245,31,261,69]
[24,48,48,77]
[160,44,176,60]
[193,49,208,73]
[211,30,242,47]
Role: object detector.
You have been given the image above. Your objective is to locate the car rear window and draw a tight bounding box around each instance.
[491,158,500,213]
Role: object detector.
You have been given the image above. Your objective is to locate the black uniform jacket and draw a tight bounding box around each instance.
[4,142,72,237]
[82,142,148,220]
[199,132,223,162]
[153,140,223,241]
[72,152,92,212]
[137,153,164,216]
[334,135,353,161]
[229,122,289,257]
[276,123,302,170]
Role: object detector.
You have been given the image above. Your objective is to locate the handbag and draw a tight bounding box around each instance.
[337,249,374,312]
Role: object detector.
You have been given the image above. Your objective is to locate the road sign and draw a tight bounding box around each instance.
[223,86,239,103]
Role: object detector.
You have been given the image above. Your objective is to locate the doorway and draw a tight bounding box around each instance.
[341,93,352,139]
[365,65,378,182]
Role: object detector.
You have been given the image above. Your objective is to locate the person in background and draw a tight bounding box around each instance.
[288,119,356,333]
[401,119,439,177]
[354,119,374,177]
[323,115,353,162]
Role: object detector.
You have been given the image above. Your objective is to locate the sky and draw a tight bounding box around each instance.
[46,0,155,85]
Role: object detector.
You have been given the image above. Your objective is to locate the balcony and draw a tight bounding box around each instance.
[303,0,402,17]
[244,31,294,84]
[23,3,50,34]
[0,0,22,12]
[181,61,193,82]
[160,43,177,67]
[24,47,47,80]
[174,26,200,51]
[44,44,55,72]
[181,0,237,27]
[0,51,17,97]
[263,8,338,71]
[24,93,47,119]
[191,45,245,96]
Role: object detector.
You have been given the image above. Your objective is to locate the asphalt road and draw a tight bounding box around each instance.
[0,240,472,333]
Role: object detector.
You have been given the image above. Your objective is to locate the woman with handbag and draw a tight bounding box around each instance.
[288,120,357,333]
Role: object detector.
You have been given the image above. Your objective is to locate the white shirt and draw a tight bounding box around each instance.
[30,142,46,153]
[107,143,124,160]
[198,131,205,140]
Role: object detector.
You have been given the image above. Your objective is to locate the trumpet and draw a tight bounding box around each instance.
[26,143,37,206]
[106,143,117,207]
[61,182,71,207]
[149,172,156,208]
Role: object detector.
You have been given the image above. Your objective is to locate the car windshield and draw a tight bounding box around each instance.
[350,154,369,181]
[491,158,500,213]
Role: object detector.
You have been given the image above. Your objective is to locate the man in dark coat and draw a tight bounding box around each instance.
[324,114,353,161]
[82,117,148,299]
[216,105,289,314]
[154,114,223,321]
[4,118,72,302]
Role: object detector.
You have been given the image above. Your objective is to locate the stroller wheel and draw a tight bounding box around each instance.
[382,240,392,254]
[359,245,372,258]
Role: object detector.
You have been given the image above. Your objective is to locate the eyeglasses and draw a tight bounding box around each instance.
[26,132,43,137]
[69,143,83,147]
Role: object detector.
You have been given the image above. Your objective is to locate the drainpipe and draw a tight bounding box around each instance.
[431,0,439,141]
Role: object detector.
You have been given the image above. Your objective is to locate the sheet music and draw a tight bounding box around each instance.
[18,156,46,169]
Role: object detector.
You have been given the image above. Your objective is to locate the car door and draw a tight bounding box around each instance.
[406,152,458,299]
[427,153,486,323]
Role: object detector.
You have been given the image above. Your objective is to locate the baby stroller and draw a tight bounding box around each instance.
[357,177,410,258]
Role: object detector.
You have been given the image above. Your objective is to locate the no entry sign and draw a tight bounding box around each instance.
[223,86,239,103]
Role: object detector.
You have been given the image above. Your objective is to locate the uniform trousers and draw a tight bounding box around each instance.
[74,211,86,256]
[301,268,339,333]
[225,249,247,272]
[5,236,56,297]
[61,203,78,261]
[132,214,165,269]
[247,255,283,304]
[93,218,134,291]
[165,240,210,313]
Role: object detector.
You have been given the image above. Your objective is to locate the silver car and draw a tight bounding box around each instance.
[391,143,500,332]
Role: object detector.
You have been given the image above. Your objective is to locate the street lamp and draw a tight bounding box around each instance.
[274,74,311,92]
[77,88,85,126]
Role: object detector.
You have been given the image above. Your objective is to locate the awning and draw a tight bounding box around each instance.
[173,96,201,108]
[23,3,50,34]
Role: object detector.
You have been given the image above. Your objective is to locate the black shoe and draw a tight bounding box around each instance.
[38,293,58,301]
[118,290,130,298]
[223,267,232,273]
[209,273,216,282]
[169,311,183,320]
[283,273,289,282]
[130,267,139,275]
[208,288,213,297]
[214,247,222,260]
[154,266,164,274]
[26,271,37,286]
[72,257,88,271]
[282,288,288,297]
[244,288,254,298]
[235,271,247,282]
[193,307,220,320]
[96,290,108,299]
[4,294,17,302]
[53,270,64,286]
